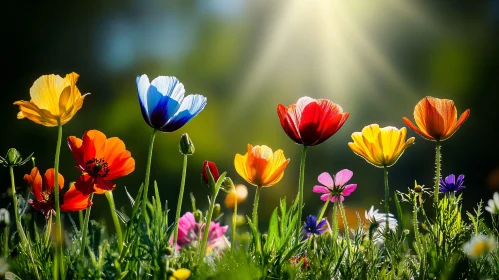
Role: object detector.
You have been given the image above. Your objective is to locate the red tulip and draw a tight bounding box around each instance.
[277,97,350,146]
[202,161,220,185]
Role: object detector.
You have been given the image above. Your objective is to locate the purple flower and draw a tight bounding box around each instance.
[303,215,328,238]
[312,169,357,202]
[439,174,466,193]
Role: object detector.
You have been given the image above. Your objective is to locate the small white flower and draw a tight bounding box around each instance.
[0,258,9,277]
[365,206,398,246]
[0,209,9,225]
[485,192,499,215]
[463,235,496,259]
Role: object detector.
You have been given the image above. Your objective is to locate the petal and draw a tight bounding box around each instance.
[313,186,330,194]
[342,184,357,196]
[24,167,43,202]
[235,153,252,185]
[106,155,135,181]
[417,97,448,140]
[320,193,331,202]
[331,195,344,202]
[43,168,64,191]
[443,109,470,140]
[94,178,116,194]
[277,104,302,144]
[402,117,434,140]
[67,136,85,170]
[317,172,333,187]
[161,94,207,132]
[263,149,289,186]
[29,74,68,114]
[136,74,153,126]
[445,174,456,186]
[74,174,96,195]
[334,169,353,187]
[298,100,323,146]
[60,183,92,212]
[494,192,499,207]
[13,101,59,126]
[456,174,465,187]
[82,130,107,162]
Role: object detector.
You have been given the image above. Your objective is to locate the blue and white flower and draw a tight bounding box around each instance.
[136,75,207,132]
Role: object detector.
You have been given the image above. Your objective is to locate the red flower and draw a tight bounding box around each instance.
[202,161,220,185]
[277,97,349,146]
[24,167,92,216]
[67,130,135,195]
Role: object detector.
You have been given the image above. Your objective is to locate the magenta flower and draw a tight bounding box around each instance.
[170,212,229,253]
[312,169,357,202]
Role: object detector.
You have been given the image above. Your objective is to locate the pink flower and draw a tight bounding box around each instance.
[312,169,357,202]
[170,212,229,253]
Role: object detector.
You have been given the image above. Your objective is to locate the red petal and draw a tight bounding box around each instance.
[277,104,302,144]
[24,167,43,202]
[61,184,93,212]
[43,168,64,191]
[74,174,96,195]
[203,161,220,183]
[67,136,85,170]
[94,178,116,194]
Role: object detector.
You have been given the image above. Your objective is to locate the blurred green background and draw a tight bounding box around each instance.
[2,0,499,231]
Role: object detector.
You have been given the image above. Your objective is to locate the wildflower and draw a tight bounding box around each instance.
[0,209,9,225]
[0,148,33,167]
[14,72,89,126]
[313,169,357,202]
[67,130,135,195]
[485,192,499,214]
[348,124,415,168]
[170,212,228,253]
[169,268,191,280]
[224,184,248,208]
[403,96,470,141]
[277,96,349,146]
[439,174,466,193]
[234,144,290,188]
[365,206,398,246]
[24,167,92,216]
[136,75,207,132]
[303,215,329,238]
[290,254,310,269]
[202,161,220,186]
[463,235,496,260]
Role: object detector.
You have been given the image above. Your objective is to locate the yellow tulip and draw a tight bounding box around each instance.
[234,144,290,187]
[348,124,415,168]
[14,72,88,126]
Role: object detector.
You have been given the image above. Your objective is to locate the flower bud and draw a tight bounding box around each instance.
[222,177,235,193]
[213,204,221,218]
[224,184,248,208]
[403,229,410,236]
[0,148,33,167]
[202,161,220,185]
[236,215,246,226]
[179,133,195,155]
[164,247,173,256]
[194,209,203,223]
[0,209,10,226]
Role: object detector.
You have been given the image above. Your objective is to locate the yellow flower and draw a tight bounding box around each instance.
[348,124,415,168]
[224,184,248,208]
[14,72,89,126]
[234,144,290,187]
[169,268,191,280]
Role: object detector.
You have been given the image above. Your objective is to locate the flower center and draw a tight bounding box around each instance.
[85,158,109,178]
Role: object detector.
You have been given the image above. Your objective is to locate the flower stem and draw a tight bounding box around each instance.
[339,199,351,261]
[296,145,308,243]
[142,129,157,222]
[3,225,7,257]
[173,154,188,249]
[45,213,53,248]
[317,194,332,223]
[231,190,238,250]
[198,190,220,262]
[434,141,441,206]
[79,193,94,259]
[384,166,389,234]
[332,202,338,240]
[252,186,262,254]
[53,123,64,279]
[9,166,40,280]
[105,191,123,254]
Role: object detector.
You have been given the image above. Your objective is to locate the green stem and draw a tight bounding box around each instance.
[173,155,188,250]
[384,166,389,234]
[198,191,220,262]
[79,194,94,259]
[9,166,40,280]
[78,210,84,231]
[251,186,262,254]
[53,123,64,279]
[317,193,332,223]
[231,190,238,250]
[296,145,308,242]
[105,191,123,254]
[45,213,53,248]
[434,141,441,206]
[142,129,157,222]
[3,226,7,257]
[339,199,351,261]
[332,202,338,241]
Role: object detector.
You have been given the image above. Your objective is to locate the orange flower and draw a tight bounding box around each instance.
[24,167,92,216]
[224,184,248,208]
[67,130,135,195]
[403,96,470,141]
[234,144,290,187]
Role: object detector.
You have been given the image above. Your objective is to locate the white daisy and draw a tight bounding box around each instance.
[463,235,496,259]
[485,192,499,215]
[365,206,398,246]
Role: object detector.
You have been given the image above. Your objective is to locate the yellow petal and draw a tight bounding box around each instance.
[30,74,68,115]
[172,268,191,280]
[235,153,252,185]
[14,101,59,126]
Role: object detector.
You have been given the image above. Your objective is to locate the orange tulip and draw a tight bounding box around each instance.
[234,144,290,188]
[403,96,470,141]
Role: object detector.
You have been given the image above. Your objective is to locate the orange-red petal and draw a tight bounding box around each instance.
[61,183,92,212]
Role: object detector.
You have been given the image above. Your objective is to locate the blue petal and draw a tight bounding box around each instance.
[445,174,456,187]
[136,74,152,126]
[456,174,465,187]
[160,94,207,132]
